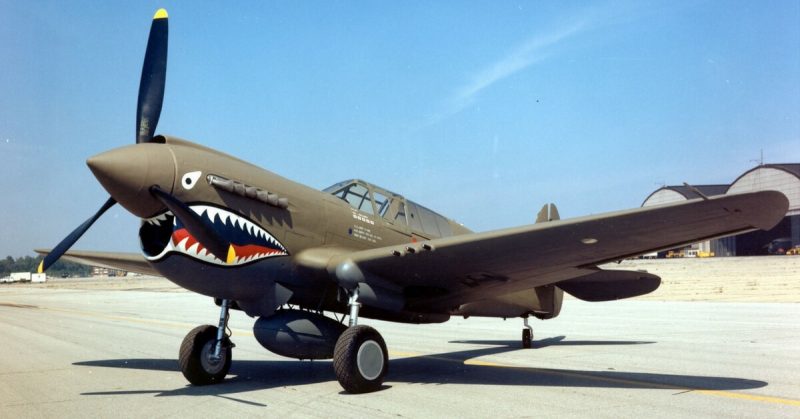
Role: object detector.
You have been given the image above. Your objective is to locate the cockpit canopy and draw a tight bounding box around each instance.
[324,179,467,238]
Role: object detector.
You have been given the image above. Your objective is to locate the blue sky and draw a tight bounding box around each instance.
[1,1,799,257]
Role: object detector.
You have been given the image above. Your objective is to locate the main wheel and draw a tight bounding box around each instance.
[179,324,232,385]
[332,325,388,393]
[522,328,532,349]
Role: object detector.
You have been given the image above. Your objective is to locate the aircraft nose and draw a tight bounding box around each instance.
[87,143,176,217]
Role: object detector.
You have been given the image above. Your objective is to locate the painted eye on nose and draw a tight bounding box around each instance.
[181,171,202,190]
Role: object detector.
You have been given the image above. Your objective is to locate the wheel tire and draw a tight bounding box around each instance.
[332,325,388,394]
[179,324,232,386]
[522,328,532,349]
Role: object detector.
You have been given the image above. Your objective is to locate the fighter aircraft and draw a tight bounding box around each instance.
[37,9,789,394]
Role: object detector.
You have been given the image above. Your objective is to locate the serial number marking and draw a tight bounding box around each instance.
[351,211,375,225]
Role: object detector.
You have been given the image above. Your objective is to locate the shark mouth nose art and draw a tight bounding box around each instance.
[140,204,288,265]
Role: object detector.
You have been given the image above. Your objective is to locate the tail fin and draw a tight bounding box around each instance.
[536,203,560,223]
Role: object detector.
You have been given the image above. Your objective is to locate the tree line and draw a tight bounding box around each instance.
[1,255,91,278]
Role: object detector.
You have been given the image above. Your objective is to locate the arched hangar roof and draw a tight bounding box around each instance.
[642,184,729,207]
[727,164,800,215]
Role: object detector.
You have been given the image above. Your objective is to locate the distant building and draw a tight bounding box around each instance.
[642,184,729,207]
[92,266,127,277]
[642,163,799,257]
[724,164,800,255]
[8,272,31,283]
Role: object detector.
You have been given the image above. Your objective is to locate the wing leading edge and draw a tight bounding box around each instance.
[317,191,788,310]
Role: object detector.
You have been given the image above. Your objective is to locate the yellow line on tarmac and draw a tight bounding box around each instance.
[694,390,800,407]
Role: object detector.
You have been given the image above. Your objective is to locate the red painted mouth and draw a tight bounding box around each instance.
[142,204,289,265]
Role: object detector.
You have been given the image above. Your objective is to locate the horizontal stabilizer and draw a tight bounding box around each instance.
[557,269,660,302]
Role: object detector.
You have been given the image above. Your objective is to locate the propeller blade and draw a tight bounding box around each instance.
[149,186,230,262]
[38,197,117,273]
[136,8,168,144]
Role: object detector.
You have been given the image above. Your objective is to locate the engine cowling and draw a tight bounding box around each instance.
[253,309,347,360]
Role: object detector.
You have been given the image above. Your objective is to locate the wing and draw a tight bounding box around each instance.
[306,191,787,311]
[35,249,159,276]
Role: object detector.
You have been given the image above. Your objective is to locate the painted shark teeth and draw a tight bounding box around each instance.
[145,211,174,226]
[143,204,288,265]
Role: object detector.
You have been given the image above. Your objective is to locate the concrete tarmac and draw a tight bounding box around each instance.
[1,280,799,418]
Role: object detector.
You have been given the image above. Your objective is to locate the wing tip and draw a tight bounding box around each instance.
[154,8,168,20]
[747,190,789,230]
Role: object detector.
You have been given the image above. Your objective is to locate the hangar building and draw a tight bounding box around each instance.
[642,163,800,257]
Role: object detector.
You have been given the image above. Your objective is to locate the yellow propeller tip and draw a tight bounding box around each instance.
[226,245,236,264]
[154,8,168,20]
[37,261,44,274]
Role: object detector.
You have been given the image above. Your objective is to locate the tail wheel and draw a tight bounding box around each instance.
[522,328,533,348]
[179,325,232,385]
[333,325,388,393]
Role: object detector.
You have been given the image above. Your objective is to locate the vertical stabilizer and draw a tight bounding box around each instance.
[535,203,560,223]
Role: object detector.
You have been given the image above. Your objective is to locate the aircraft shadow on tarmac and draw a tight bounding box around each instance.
[74,337,766,402]
[450,335,656,348]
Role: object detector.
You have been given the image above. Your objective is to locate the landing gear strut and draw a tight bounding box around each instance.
[179,299,234,385]
[333,287,388,393]
[522,316,533,349]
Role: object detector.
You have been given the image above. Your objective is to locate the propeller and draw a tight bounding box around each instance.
[37,197,117,273]
[149,186,230,262]
[136,8,168,144]
[38,9,169,273]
